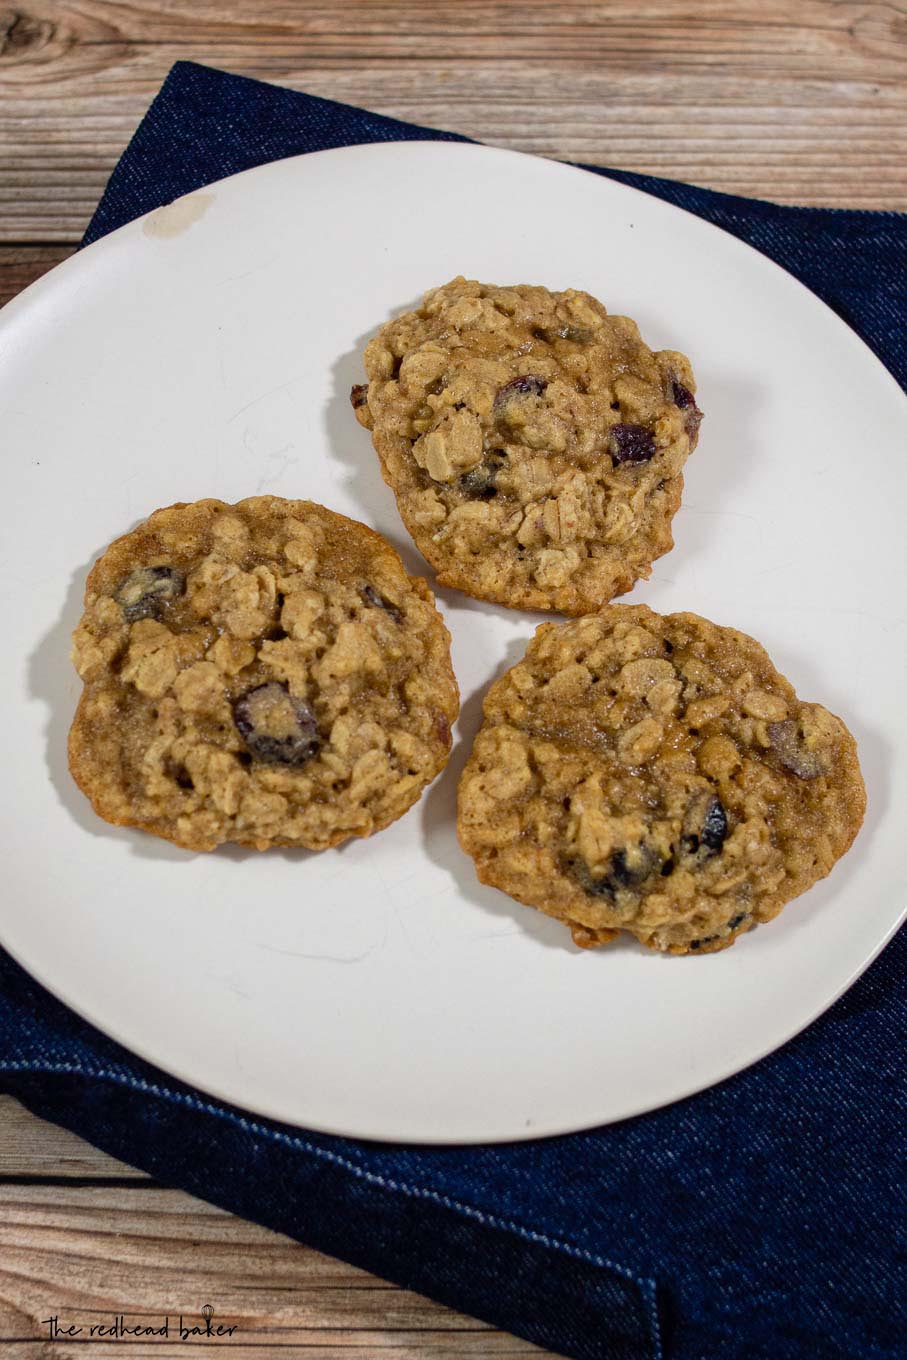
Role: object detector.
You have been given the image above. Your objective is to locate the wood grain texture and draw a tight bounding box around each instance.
[0,1096,148,1178]
[0,244,75,305]
[1,0,906,243]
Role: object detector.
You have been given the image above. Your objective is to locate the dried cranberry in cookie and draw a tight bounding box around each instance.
[358,582,403,623]
[232,683,320,767]
[609,423,656,466]
[115,565,185,622]
[493,374,549,422]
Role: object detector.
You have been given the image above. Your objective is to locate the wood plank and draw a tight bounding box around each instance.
[0,1183,550,1356]
[0,1097,148,1180]
[1,0,906,242]
[0,246,76,308]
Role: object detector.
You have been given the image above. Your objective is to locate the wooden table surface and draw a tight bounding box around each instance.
[1,2,905,1354]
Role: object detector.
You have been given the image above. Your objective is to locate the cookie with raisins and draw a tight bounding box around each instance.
[69,497,458,851]
[352,277,702,615]
[458,605,864,954]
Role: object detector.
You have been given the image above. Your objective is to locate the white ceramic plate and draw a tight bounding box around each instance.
[1,143,904,1143]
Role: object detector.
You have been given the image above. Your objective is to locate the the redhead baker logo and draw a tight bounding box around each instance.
[41,1305,238,1341]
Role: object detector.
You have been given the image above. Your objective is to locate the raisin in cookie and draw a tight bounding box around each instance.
[352,277,702,615]
[70,497,459,852]
[458,605,864,954]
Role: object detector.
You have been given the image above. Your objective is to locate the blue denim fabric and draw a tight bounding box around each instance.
[3,61,905,1360]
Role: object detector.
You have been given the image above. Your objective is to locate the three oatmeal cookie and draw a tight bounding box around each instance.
[69,497,458,852]
[67,283,865,950]
[457,605,865,954]
[352,277,701,615]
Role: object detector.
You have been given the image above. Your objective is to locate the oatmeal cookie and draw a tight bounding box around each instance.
[352,277,702,614]
[458,605,864,954]
[70,497,459,851]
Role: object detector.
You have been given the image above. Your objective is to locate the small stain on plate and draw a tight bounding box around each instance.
[143,192,216,239]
